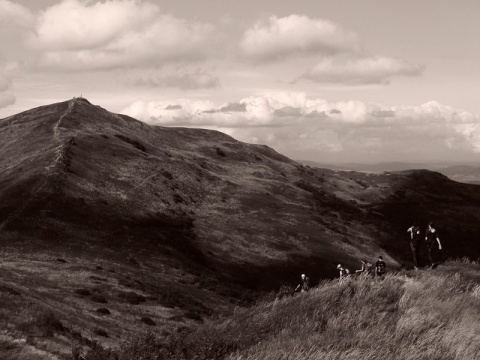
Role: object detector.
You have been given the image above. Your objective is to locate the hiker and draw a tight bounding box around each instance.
[356,259,373,276]
[407,221,422,269]
[337,264,350,280]
[375,256,386,278]
[295,274,310,292]
[425,222,442,268]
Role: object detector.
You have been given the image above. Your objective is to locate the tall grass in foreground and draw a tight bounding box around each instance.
[78,260,480,360]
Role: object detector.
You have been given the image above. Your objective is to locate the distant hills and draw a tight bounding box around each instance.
[300,160,480,184]
[1,98,480,354]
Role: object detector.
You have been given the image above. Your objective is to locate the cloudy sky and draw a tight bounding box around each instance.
[1,0,479,163]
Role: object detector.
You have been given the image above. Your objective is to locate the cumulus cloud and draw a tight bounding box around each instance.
[122,93,480,162]
[0,92,15,108]
[29,0,214,70]
[299,56,425,85]
[240,15,358,62]
[0,72,15,108]
[0,59,16,109]
[127,71,220,90]
[0,1,34,63]
[0,0,34,28]
[0,76,10,92]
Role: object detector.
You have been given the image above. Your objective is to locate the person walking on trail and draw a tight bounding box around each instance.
[407,222,422,270]
[356,259,373,276]
[337,264,350,280]
[425,222,442,268]
[295,274,310,292]
[375,256,386,278]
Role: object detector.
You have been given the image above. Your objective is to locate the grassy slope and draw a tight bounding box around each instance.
[105,260,480,360]
[0,248,233,359]
[2,99,480,358]
[2,98,480,285]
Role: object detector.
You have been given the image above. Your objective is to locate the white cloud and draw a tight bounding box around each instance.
[32,0,158,50]
[0,1,34,63]
[0,0,34,28]
[122,93,480,161]
[240,15,358,62]
[0,76,10,92]
[0,70,14,109]
[299,56,425,85]
[0,59,16,109]
[30,0,214,70]
[0,92,15,109]
[126,71,220,90]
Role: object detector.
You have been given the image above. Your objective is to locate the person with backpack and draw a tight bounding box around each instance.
[295,274,310,293]
[375,256,386,278]
[356,259,373,276]
[407,221,422,269]
[425,221,442,268]
[337,264,350,281]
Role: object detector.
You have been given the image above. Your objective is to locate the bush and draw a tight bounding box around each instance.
[19,311,66,338]
[140,317,156,326]
[215,147,226,157]
[75,288,92,296]
[72,343,117,360]
[95,308,111,315]
[118,291,146,305]
[0,284,21,296]
[184,311,202,322]
[93,328,108,338]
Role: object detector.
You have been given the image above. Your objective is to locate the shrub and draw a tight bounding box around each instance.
[93,328,108,338]
[215,147,226,157]
[184,311,202,322]
[118,291,146,305]
[19,311,66,338]
[95,308,111,315]
[140,317,156,326]
[0,284,21,296]
[75,288,92,296]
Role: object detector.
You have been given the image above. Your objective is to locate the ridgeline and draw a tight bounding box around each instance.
[1,98,480,358]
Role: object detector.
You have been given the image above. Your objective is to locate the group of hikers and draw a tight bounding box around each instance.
[294,220,443,293]
[295,256,386,292]
[336,256,386,280]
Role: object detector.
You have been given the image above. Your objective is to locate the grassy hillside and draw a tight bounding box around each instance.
[2,99,480,358]
[77,259,480,360]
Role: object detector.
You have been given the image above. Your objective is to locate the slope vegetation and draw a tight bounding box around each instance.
[1,98,480,356]
[97,260,480,360]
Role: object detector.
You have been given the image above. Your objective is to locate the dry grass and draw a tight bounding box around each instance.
[85,259,480,360]
[0,250,230,358]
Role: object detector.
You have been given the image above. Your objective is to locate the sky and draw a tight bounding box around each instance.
[1,0,479,163]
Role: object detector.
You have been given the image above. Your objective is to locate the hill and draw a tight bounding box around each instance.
[1,98,480,357]
[77,259,480,359]
[437,165,480,184]
[300,160,480,184]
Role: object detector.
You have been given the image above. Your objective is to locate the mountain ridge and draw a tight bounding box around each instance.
[1,98,480,355]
